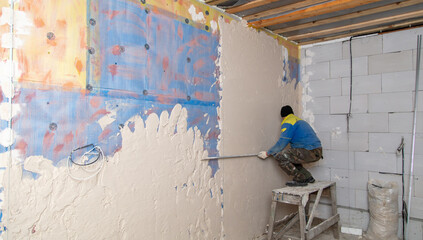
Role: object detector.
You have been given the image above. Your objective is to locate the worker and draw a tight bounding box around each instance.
[258,105,322,186]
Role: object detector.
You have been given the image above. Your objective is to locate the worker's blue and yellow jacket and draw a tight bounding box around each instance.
[267,114,321,155]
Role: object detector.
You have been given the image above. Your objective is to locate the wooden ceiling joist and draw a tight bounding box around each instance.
[225,0,280,14]
[236,0,328,20]
[288,9,423,41]
[250,0,384,28]
[299,19,423,45]
[274,0,423,34]
[205,0,230,6]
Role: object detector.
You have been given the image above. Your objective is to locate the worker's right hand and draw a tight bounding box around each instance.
[258,151,268,160]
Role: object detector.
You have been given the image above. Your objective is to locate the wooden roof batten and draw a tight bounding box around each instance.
[206,0,423,45]
[273,0,423,34]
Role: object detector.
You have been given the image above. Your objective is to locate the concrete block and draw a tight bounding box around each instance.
[369,92,413,113]
[407,220,423,240]
[305,61,330,81]
[389,112,423,133]
[416,133,423,155]
[368,171,403,189]
[314,203,333,219]
[308,78,342,97]
[330,95,368,114]
[306,97,330,114]
[417,91,423,111]
[349,113,388,133]
[355,189,368,210]
[341,74,381,95]
[369,51,413,74]
[349,151,355,170]
[383,27,423,53]
[342,35,383,58]
[369,133,412,154]
[411,197,423,219]
[305,41,342,63]
[314,114,347,133]
[382,71,418,93]
[331,131,348,151]
[308,166,331,181]
[338,207,369,230]
[348,132,369,152]
[319,150,350,169]
[355,152,397,172]
[336,187,355,207]
[398,154,423,175]
[413,50,423,71]
[317,131,331,150]
[415,175,423,198]
[330,57,368,78]
[331,168,349,188]
[348,170,369,190]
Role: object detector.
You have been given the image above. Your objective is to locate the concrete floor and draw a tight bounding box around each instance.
[258,221,364,240]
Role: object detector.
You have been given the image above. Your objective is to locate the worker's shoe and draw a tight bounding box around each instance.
[285,176,315,187]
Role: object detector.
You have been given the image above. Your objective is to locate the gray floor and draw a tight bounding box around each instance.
[258,221,363,240]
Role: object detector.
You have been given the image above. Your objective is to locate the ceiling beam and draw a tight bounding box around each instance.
[231,0,328,19]
[225,0,281,14]
[274,0,422,34]
[288,9,423,41]
[206,0,230,5]
[298,19,423,45]
[249,0,384,28]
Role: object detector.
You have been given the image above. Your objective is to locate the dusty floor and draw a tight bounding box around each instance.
[257,221,364,240]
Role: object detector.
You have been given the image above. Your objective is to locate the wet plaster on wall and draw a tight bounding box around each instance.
[218,19,302,239]
[4,104,224,239]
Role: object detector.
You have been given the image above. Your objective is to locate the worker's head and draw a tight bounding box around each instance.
[280,105,294,118]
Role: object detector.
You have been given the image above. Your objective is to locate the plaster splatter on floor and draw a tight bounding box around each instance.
[4,104,223,239]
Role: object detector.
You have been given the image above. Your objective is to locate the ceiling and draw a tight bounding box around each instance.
[206,0,423,45]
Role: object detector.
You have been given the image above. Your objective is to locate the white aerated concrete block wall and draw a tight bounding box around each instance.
[302,27,423,239]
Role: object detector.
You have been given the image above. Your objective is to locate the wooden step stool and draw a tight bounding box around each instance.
[266,181,340,240]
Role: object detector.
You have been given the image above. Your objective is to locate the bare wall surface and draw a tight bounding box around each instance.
[0,0,302,239]
[219,19,302,239]
[302,27,423,240]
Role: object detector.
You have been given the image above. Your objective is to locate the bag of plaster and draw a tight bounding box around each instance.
[364,179,399,240]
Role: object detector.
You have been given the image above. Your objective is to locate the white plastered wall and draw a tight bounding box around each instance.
[219,19,302,239]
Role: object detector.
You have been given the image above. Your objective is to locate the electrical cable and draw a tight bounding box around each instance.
[67,144,106,181]
[347,37,353,133]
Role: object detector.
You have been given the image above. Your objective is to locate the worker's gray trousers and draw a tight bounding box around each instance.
[273,146,323,181]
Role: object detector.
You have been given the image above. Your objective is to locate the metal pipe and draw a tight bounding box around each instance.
[202,154,257,161]
[406,34,422,238]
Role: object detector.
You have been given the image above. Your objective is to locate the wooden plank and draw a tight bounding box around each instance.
[273,193,302,205]
[330,184,340,239]
[274,212,297,228]
[274,214,299,239]
[225,0,280,14]
[250,0,383,28]
[274,0,423,34]
[267,201,277,240]
[306,214,340,240]
[297,19,423,45]
[306,188,323,230]
[298,206,306,240]
[242,0,329,20]
[206,0,231,5]
[288,9,423,41]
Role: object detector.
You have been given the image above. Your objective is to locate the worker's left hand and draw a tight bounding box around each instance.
[258,151,268,160]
